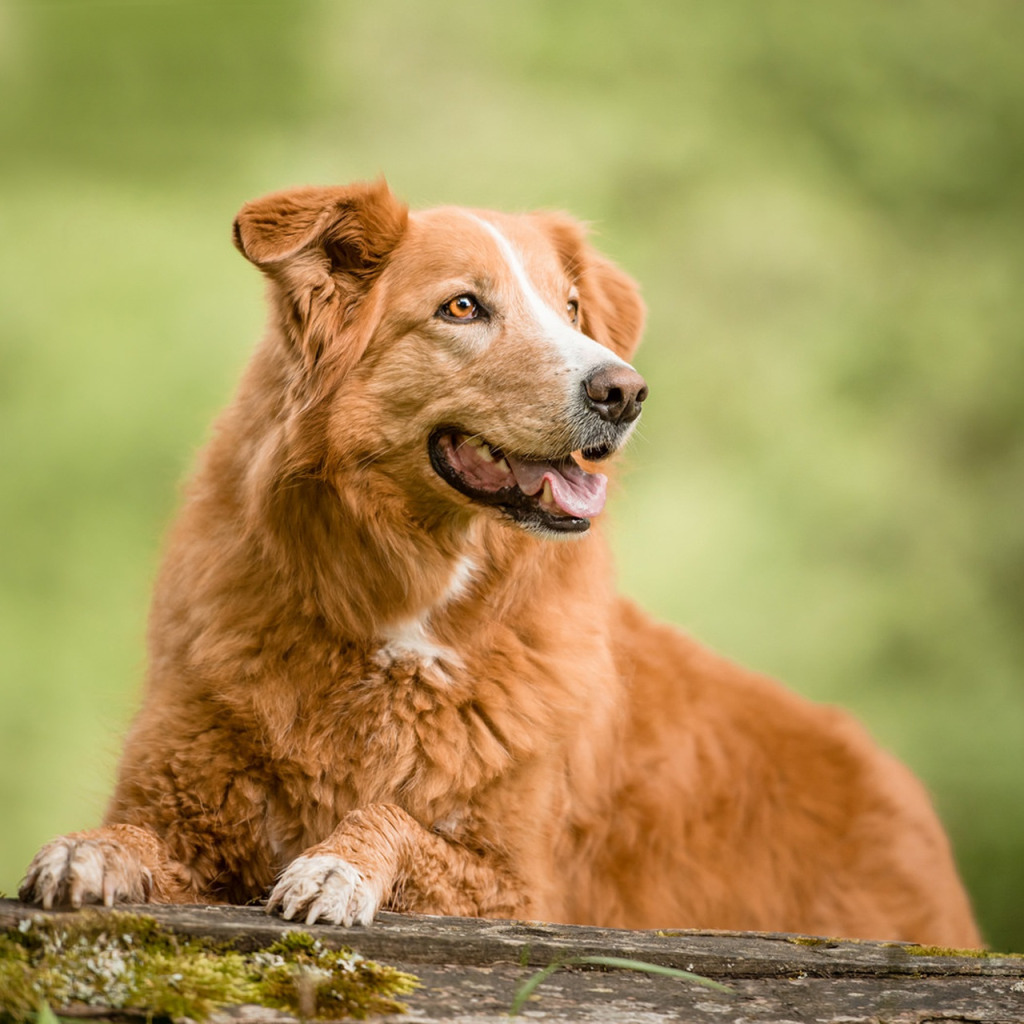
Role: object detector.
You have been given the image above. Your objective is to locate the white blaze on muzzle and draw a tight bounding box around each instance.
[466,214,635,384]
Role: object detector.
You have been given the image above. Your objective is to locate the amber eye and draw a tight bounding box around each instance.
[567,299,580,324]
[440,295,480,321]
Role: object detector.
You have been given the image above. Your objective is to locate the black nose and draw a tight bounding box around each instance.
[583,365,649,424]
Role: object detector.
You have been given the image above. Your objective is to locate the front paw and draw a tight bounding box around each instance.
[266,854,382,927]
[19,836,153,909]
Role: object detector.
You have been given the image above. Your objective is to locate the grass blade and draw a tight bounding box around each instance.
[510,952,735,1014]
[510,961,564,1016]
[566,955,735,994]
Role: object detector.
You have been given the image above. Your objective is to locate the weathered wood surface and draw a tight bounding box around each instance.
[3,898,1023,1023]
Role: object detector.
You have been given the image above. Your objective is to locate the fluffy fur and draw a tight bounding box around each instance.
[22,180,980,946]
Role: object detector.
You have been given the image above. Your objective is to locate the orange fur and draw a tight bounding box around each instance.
[22,180,980,945]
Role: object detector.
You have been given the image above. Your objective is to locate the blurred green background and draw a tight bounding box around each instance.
[2,0,1022,949]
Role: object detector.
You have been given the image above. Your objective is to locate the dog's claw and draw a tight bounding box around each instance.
[305,897,326,926]
[103,870,119,907]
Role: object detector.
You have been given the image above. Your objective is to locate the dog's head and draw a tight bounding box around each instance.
[234,180,647,538]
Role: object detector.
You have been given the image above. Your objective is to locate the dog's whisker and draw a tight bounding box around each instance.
[353,449,390,471]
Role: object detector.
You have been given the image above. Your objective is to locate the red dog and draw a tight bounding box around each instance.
[22,181,980,945]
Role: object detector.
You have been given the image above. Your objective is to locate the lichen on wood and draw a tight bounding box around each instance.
[0,911,418,1021]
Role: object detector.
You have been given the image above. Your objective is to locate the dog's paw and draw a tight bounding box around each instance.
[19,836,153,910]
[266,854,382,927]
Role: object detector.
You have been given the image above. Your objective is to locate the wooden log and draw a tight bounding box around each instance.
[2,898,1022,1022]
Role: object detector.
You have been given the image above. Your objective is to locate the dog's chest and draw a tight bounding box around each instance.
[264,644,529,849]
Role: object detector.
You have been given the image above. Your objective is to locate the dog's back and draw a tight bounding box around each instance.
[578,599,978,942]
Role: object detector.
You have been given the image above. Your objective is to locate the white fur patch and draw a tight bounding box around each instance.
[267,853,381,927]
[467,213,632,380]
[374,557,475,675]
[377,616,454,669]
[430,810,464,838]
[442,553,478,606]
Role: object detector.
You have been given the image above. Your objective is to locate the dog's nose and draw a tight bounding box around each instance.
[583,365,649,425]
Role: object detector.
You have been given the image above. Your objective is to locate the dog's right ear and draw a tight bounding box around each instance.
[233,180,408,372]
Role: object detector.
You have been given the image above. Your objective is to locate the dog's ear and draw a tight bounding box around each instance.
[533,213,646,361]
[233,179,408,371]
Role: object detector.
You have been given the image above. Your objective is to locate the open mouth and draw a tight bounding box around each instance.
[428,429,611,534]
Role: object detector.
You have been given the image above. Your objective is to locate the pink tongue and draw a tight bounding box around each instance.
[506,455,608,519]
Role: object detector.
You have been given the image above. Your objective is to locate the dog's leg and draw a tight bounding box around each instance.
[19,824,197,909]
[267,803,525,926]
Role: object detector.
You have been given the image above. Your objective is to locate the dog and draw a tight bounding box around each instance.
[21,180,980,946]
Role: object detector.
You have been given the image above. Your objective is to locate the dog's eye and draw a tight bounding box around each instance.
[567,299,580,325]
[440,295,481,321]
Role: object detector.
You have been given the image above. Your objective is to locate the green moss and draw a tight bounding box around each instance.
[784,936,1023,959]
[0,912,417,1022]
[899,943,1024,959]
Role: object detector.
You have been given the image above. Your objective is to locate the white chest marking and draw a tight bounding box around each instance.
[374,557,477,675]
[377,616,453,669]
[443,553,478,605]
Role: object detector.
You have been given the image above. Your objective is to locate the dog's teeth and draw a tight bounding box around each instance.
[541,479,554,506]
[496,457,511,473]
[465,436,484,448]
[478,444,495,463]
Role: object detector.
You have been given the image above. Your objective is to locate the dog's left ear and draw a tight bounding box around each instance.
[532,213,646,361]
[233,179,408,372]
